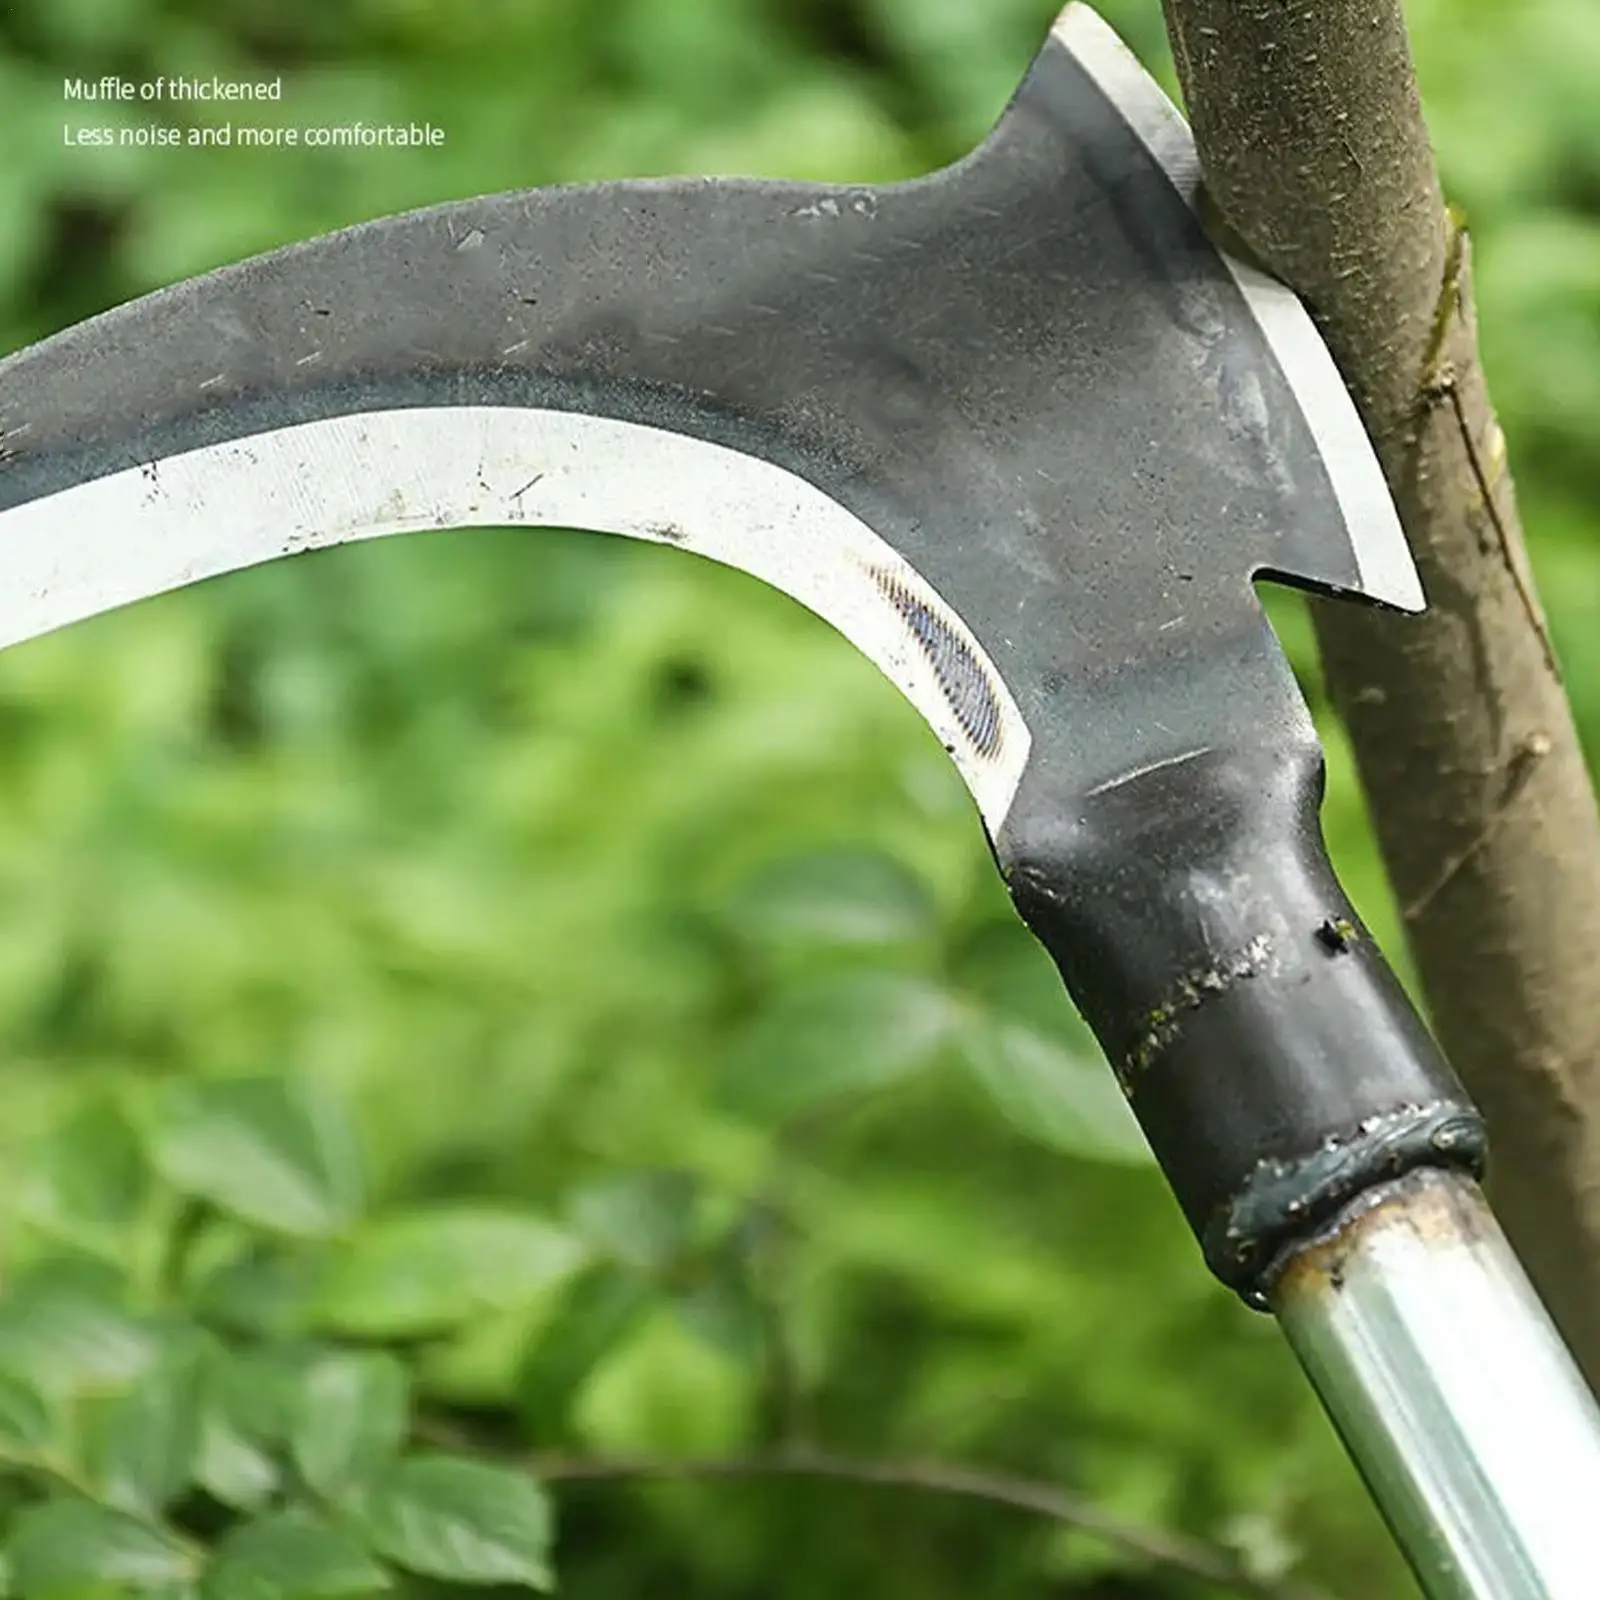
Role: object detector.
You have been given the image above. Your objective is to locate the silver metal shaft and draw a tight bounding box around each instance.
[1270,1166,1600,1599]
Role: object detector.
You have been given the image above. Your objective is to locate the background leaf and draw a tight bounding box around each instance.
[7,1501,195,1593]
[85,1336,203,1516]
[568,1170,700,1273]
[516,1263,656,1439]
[192,1252,324,1342]
[313,1209,585,1338]
[0,1369,52,1454]
[19,1098,147,1255]
[148,1078,363,1238]
[0,1269,159,1398]
[725,847,938,952]
[203,1512,388,1600]
[947,918,1151,1161]
[203,1347,303,1453]
[195,1409,279,1514]
[947,918,1093,1039]
[291,1350,410,1500]
[717,970,961,1121]
[357,1455,554,1590]
[958,1023,1150,1164]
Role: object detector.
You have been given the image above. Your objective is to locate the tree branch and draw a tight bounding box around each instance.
[417,1411,1336,1597]
[532,1445,1341,1600]
[1160,0,1600,1385]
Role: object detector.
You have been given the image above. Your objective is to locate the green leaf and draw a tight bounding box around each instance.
[7,1501,195,1593]
[675,1273,765,1364]
[569,1170,699,1272]
[0,1272,158,1398]
[291,1351,410,1500]
[205,1348,303,1449]
[313,1208,586,1338]
[191,1338,287,1510]
[516,1264,654,1437]
[85,1338,203,1515]
[21,1099,147,1253]
[728,848,937,951]
[203,1512,388,1600]
[672,1226,768,1363]
[717,970,960,1122]
[958,1023,1150,1164]
[0,1370,52,1454]
[357,1455,553,1590]
[947,918,1151,1164]
[947,918,1093,1039]
[192,1252,322,1341]
[195,1410,279,1513]
[147,1077,363,1238]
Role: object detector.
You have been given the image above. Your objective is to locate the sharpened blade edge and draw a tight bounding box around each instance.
[0,405,1032,829]
[1050,3,1424,614]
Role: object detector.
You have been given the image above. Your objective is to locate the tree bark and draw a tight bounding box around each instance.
[1158,0,1600,1386]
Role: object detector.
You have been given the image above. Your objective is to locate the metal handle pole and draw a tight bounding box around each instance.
[1269,1167,1600,1599]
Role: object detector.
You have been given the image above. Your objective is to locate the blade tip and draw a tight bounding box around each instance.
[1353,515,1427,614]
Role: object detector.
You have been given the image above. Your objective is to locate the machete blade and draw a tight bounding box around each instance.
[0,3,1420,834]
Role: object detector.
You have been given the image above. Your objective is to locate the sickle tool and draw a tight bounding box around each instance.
[3,8,1598,1593]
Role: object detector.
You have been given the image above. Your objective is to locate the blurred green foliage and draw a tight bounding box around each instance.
[0,0,1595,1596]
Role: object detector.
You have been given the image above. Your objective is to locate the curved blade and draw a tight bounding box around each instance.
[0,3,1418,835]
